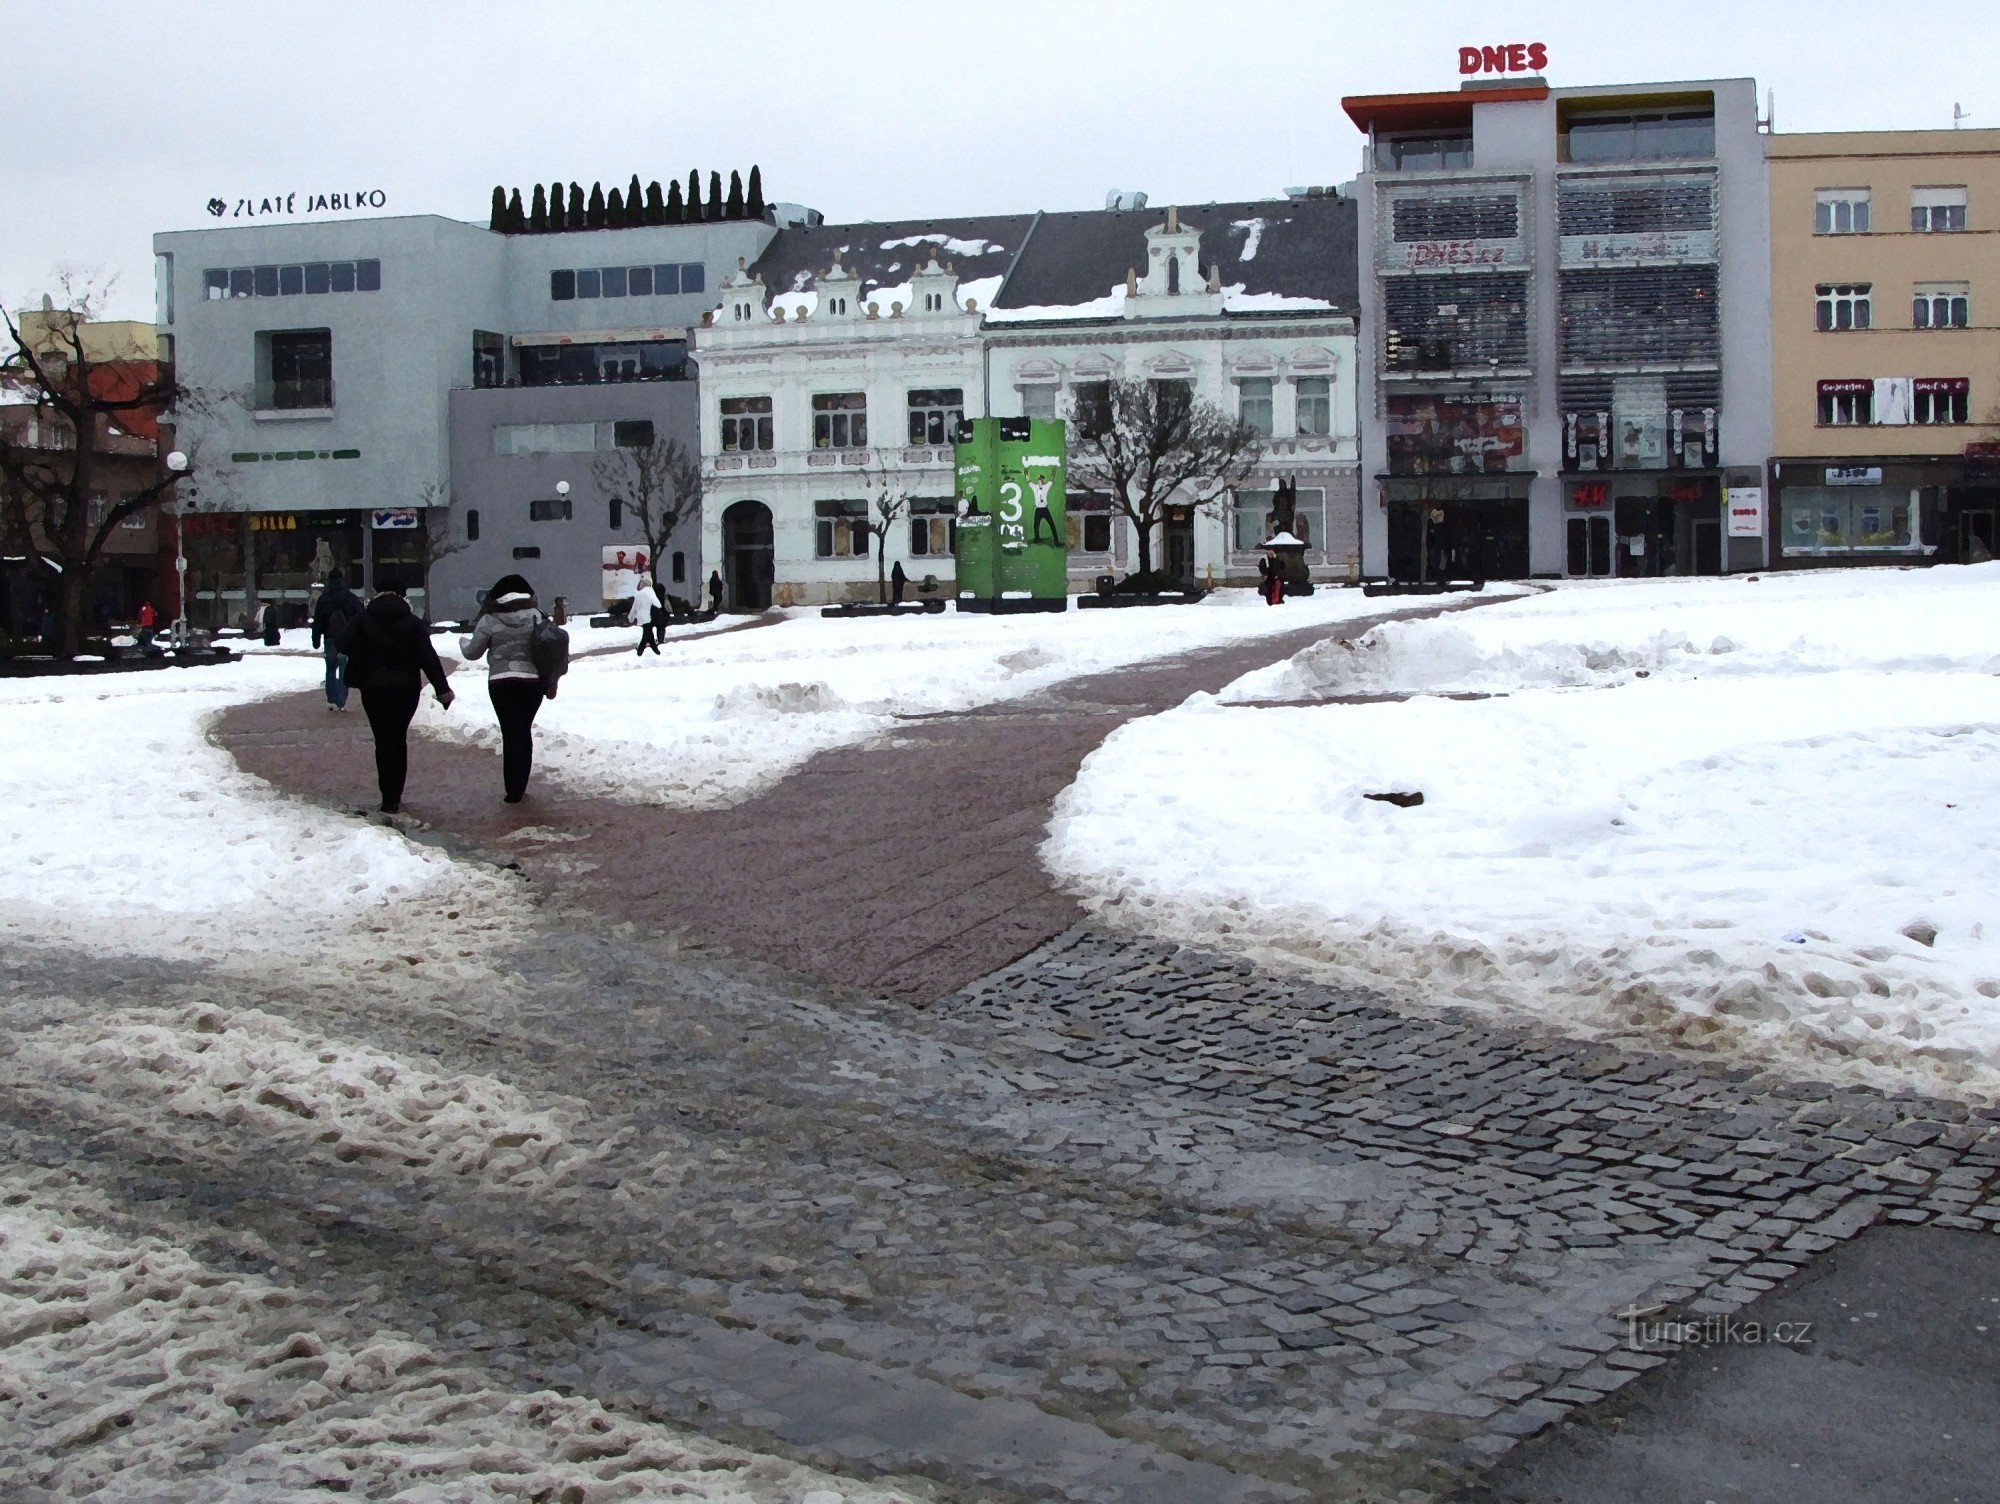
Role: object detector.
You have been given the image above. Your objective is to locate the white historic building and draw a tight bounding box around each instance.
[694,199,1359,606]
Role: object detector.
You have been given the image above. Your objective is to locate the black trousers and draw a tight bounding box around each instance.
[360,682,421,811]
[637,623,660,654]
[488,679,544,801]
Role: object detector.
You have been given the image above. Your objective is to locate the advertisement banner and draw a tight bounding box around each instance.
[1725,487,1764,538]
[601,545,651,604]
[954,417,1068,605]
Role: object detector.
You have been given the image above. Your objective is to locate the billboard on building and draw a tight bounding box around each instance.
[602,546,651,604]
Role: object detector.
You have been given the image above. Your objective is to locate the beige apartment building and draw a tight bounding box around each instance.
[1768,128,2000,566]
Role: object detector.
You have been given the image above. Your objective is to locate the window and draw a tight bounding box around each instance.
[1296,376,1331,436]
[551,262,702,300]
[1231,487,1328,552]
[1071,381,1111,439]
[576,268,602,299]
[512,546,541,560]
[1912,187,1968,232]
[813,392,867,449]
[907,387,963,446]
[1816,381,1873,425]
[1914,284,1970,328]
[1021,384,1057,420]
[1151,379,1192,425]
[1782,488,1912,555]
[1814,190,1872,235]
[265,329,332,409]
[814,498,868,557]
[1238,378,1273,437]
[909,497,957,555]
[653,264,681,296]
[601,266,628,298]
[473,330,504,388]
[466,509,479,542]
[1375,133,1473,171]
[1066,492,1115,553]
[721,395,774,452]
[493,421,664,455]
[1565,109,1714,163]
[207,261,380,299]
[608,498,623,529]
[613,419,654,448]
[681,264,705,293]
[671,550,686,583]
[1816,284,1872,331]
[1915,378,1970,424]
[529,497,573,522]
[551,269,576,301]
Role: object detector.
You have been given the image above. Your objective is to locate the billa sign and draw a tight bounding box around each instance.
[1458,42,1548,76]
[953,417,1068,612]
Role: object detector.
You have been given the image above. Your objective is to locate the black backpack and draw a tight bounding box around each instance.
[529,613,570,695]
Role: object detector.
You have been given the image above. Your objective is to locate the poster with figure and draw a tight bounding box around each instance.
[953,417,1068,608]
[602,546,651,605]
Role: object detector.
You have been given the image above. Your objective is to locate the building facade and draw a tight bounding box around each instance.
[1766,128,2000,566]
[1344,76,1772,581]
[154,193,778,623]
[695,198,1359,605]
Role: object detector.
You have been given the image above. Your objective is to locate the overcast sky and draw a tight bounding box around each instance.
[8,0,1995,320]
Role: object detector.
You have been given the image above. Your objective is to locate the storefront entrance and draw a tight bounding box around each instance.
[722,500,774,611]
[1164,507,1196,584]
[1384,484,1532,585]
[1955,499,1997,563]
[1565,477,1721,578]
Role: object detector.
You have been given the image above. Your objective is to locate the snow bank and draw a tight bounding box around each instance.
[0,1175,915,1503]
[432,591,1471,808]
[1051,569,2000,1094]
[16,1003,600,1192]
[0,658,458,957]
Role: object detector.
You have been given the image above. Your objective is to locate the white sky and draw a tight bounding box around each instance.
[7,0,1996,321]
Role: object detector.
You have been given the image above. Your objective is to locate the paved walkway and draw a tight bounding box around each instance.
[216,602,1477,1003]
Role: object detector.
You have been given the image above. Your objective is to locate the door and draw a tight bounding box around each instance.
[1567,515,1614,577]
[1164,508,1196,584]
[1961,507,1997,563]
[1691,517,1722,575]
[722,500,774,611]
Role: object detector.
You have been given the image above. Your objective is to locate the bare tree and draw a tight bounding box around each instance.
[857,451,911,604]
[1063,378,1263,581]
[592,434,702,597]
[409,481,469,614]
[0,283,199,655]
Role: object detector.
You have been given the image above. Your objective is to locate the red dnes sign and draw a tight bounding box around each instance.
[1459,43,1548,75]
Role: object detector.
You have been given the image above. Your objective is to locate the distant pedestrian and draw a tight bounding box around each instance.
[260,598,283,645]
[310,570,364,711]
[631,576,663,656]
[890,559,907,606]
[338,587,454,814]
[708,569,724,614]
[458,573,549,804]
[136,600,157,649]
[1258,554,1284,606]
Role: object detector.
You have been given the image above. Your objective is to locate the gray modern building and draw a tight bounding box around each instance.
[153,187,785,623]
[1343,75,1772,580]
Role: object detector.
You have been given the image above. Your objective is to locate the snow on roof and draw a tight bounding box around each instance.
[881,232,1001,257]
[1231,216,1281,261]
[983,283,1128,324]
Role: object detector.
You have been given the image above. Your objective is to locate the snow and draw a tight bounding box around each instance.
[1048,568,2000,1095]
[879,232,998,257]
[426,591,1486,809]
[956,274,1003,310]
[985,283,1128,323]
[0,655,460,958]
[1219,285,1336,313]
[769,287,816,320]
[863,280,913,315]
[1230,217,1281,260]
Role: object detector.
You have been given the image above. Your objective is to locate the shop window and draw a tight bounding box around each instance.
[812,392,867,449]
[1816,284,1871,331]
[1915,381,1970,424]
[1814,190,1871,234]
[1914,284,1970,328]
[1781,488,1912,555]
[1295,376,1332,436]
[907,388,964,446]
[1912,187,1967,232]
[466,508,479,542]
[721,395,774,451]
[529,497,572,522]
[813,498,868,557]
[908,497,957,556]
[1238,378,1274,437]
[1816,382,1874,426]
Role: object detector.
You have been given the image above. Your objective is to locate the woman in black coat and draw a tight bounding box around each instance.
[337,589,454,813]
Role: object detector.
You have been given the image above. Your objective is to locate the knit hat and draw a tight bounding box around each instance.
[484,573,535,610]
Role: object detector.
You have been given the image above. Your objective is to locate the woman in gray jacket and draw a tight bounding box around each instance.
[459,573,547,803]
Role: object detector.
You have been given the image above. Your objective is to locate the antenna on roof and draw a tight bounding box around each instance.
[1954,102,1971,129]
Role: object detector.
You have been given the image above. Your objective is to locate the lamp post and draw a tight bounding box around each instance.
[165,450,190,645]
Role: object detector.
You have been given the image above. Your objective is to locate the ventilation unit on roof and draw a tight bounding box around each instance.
[1285,185,1341,200]
[1105,189,1149,212]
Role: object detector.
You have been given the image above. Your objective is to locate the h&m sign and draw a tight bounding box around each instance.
[1459,43,1548,76]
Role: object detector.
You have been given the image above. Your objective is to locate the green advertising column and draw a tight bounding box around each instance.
[954,416,1068,612]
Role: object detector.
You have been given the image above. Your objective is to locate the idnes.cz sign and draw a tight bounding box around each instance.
[1459,43,1548,76]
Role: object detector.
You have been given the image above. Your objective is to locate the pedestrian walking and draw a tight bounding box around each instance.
[708,569,724,614]
[631,576,663,656]
[458,573,551,804]
[135,600,157,649]
[1258,554,1284,606]
[337,587,453,814]
[890,559,907,606]
[310,570,364,710]
[260,598,283,645]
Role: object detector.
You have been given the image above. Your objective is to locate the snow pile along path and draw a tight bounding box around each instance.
[0,1172,917,1503]
[0,659,463,958]
[1049,567,2000,1094]
[426,590,1517,809]
[11,1003,601,1193]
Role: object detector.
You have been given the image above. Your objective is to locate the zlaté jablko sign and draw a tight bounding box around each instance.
[1459,43,1548,75]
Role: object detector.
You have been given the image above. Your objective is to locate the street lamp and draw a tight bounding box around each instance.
[165,451,190,644]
